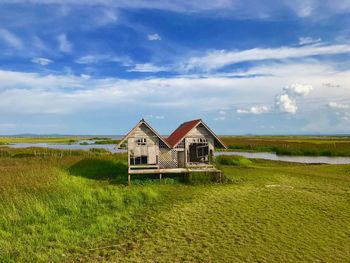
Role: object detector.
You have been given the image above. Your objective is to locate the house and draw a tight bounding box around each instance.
[117,119,227,184]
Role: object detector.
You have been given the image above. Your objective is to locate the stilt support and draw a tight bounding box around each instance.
[128,174,131,185]
[159,173,162,182]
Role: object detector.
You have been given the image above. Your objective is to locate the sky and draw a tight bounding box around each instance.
[0,0,350,135]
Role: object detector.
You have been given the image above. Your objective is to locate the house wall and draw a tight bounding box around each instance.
[184,124,215,166]
[128,123,160,166]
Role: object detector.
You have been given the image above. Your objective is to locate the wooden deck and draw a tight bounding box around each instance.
[128,167,220,174]
[127,166,223,185]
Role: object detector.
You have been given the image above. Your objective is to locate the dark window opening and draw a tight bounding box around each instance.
[130,155,148,165]
[189,143,209,163]
[136,138,147,146]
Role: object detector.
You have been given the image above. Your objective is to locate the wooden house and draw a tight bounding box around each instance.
[117,119,227,184]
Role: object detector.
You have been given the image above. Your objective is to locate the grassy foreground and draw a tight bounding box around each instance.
[0,148,349,262]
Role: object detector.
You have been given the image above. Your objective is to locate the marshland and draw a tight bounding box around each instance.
[0,137,349,262]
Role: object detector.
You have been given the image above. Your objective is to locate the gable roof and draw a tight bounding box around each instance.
[166,119,227,149]
[117,119,171,149]
[166,119,201,147]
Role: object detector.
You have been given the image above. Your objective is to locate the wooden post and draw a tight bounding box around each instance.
[184,139,187,168]
[159,173,162,182]
[128,174,131,185]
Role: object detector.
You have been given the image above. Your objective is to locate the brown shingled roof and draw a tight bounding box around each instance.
[166,119,202,147]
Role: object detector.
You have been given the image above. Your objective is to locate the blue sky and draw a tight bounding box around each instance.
[0,0,350,135]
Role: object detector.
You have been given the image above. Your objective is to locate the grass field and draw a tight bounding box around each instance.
[0,147,349,262]
[220,136,350,156]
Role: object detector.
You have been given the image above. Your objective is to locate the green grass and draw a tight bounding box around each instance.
[0,149,349,262]
[220,136,350,156]
[0,137,86,144]
[93,139,120,144]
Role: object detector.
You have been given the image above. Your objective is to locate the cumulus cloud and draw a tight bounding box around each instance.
[57,34,72,53]
[237,105,270,114]
[328,101,349,109]
[275,93,298,114]
[147,33,161,41]
[32,57,53,66]
[0,28,23,49]
[298,36,321,45]
[283,83,313,96]
[273,83,313,114]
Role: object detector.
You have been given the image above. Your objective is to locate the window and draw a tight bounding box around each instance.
[192,138,207,143]
[196,145,209,158]
[136,138,147,146]
[130,155,148,165]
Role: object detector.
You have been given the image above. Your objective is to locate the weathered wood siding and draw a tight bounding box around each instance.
[184,124,215,165]
[128,123,160,165]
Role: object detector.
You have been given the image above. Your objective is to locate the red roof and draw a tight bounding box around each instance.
[166,119,201,147]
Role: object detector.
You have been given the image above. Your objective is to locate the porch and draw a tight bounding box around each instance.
[127,165,223,185]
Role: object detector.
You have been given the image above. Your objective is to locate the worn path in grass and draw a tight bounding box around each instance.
[82,162,350,262]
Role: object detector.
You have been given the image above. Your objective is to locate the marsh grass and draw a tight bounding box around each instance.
[0,148,349,262]
[82,160,350,263]
[93,139,120,144]
[0,137,86,144]
[221,136,350,156]
[0,148,161,262]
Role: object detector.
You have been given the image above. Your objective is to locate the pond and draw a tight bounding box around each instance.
[5,142,350,164]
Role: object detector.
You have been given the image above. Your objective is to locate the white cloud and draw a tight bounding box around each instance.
[0,28,23,49]
[214,116,226,121]
[2,0,350,21]
[237,105,270,114]
[182,44,350,72]
[57,34,72,53]
[328,101,349,109]
[284,0,316,17]
[0,59,349,134]
[283,83,313,96]
[273,83,312,114]
[127,63,168,72]
[275,94,298,114]
[80,74,91,80]
[75,54,132,66]
[75,55,99,64]
[99,9,118,24]
[298,36,321,45]
[219,110,226,115]
[32,57,53,66]
[147,33,161,41]
[148,115,165,120]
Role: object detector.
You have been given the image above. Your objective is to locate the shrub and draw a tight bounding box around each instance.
[215,155,252,167]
